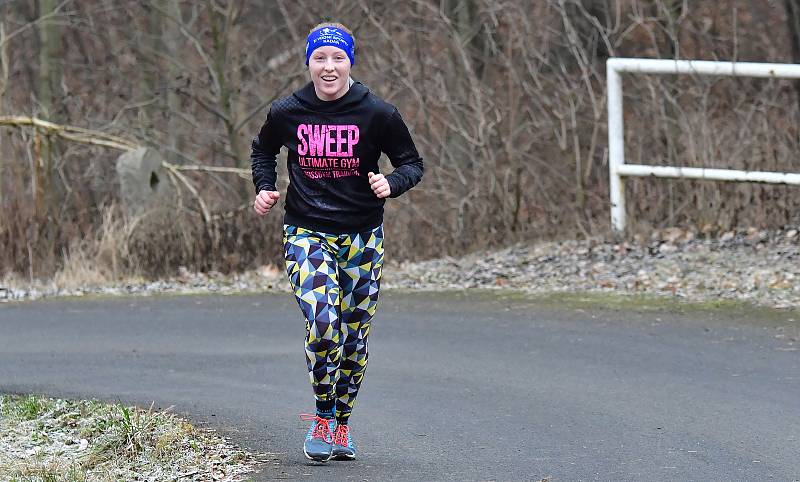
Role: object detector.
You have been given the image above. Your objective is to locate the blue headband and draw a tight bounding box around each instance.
[305,26,355,66]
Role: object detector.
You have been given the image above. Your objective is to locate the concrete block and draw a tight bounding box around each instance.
[115,147,171,217]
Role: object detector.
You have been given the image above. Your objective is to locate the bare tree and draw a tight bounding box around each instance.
[0,19,8,209]
[35,0,64,220]
[784,0,800,107]
[2,0,800,277]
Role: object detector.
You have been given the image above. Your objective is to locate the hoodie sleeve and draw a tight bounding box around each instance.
[379,108,424,198]
[250,107,283,193]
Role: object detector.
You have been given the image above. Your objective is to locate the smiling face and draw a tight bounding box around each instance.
[308,45,352,101]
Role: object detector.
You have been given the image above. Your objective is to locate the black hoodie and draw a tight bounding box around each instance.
[251,81,424,234]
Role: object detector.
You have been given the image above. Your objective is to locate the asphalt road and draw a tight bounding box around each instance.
[1,291,798,481]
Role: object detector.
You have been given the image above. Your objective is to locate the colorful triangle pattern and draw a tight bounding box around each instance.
[282,223,384,423]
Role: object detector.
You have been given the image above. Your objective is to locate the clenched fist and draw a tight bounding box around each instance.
[368,172,391,198]
[253,190,280,216]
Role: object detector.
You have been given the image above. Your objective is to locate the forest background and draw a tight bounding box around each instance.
[3,0,800,280]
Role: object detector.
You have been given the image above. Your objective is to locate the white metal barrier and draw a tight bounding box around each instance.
[607,57,800,232]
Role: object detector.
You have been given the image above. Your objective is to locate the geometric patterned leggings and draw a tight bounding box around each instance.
[282,223,384,424]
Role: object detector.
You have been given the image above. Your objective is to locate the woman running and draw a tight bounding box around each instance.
[250,22,424,462]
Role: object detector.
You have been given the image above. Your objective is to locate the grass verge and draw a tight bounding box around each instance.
[0,393,268,481]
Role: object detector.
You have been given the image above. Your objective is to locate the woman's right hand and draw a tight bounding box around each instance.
[254,190,280,216]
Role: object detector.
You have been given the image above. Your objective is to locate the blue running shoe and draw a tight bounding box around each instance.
[331,423,356,460]
[300,414,334,462]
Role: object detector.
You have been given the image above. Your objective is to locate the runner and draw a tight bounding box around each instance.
[250,22,424,462]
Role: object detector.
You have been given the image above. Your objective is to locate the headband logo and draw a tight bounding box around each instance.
[305,26,355,65]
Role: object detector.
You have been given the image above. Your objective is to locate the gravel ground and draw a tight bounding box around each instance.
[388,226,800,309]
[3,227,800,309]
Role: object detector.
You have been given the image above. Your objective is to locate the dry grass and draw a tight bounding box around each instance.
[52,208,130,291]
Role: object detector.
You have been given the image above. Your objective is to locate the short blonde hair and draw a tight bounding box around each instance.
[310,22,354,38]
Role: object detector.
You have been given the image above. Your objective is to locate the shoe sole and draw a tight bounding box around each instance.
[303,447,331,462]
[330,452,356,461]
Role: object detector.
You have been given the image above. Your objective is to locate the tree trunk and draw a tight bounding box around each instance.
[38,0,60,120]
[210,2,247,169]
[784,0,800,109]
[159,0,184,165]
[136,1,182,161]
[37,0,61,218]
[445,0,488,80]
[0,20,8,208]
[140,2,161,137]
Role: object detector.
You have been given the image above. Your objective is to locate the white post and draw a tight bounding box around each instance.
[606,57,800,234]
[607,62,626,232]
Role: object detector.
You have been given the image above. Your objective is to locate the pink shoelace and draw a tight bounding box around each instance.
[300,413,333,443]
[333,424,350,446]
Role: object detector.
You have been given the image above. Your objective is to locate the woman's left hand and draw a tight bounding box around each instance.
[368,172,391,198]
